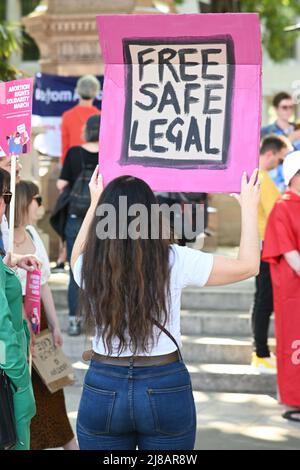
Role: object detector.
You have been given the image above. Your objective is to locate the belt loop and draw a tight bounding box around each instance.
[128,355,134,378]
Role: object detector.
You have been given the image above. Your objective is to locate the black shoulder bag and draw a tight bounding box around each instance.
[0,369,17,450]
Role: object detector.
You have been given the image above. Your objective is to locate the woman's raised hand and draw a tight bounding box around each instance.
[232,169,260,210]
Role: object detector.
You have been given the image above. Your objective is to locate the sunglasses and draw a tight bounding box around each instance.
[279,105,294,110]
[33,195,42,207]
[2,192,12,205]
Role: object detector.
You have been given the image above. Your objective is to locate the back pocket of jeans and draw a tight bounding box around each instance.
[77,384,116,435]
[148,384,195,436]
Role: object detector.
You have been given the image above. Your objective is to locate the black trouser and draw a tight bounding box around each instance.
[251,259,274,357]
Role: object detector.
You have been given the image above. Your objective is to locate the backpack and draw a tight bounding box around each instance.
[68,149,97,218]
[50,185,71,240]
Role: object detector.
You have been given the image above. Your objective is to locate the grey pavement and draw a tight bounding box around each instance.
[63,383,300,450]
[49,249,300,451]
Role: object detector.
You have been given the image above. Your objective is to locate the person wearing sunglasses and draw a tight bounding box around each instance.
[0,168,41,270]
[261,92,300,193]
[261,92,300,146]
[13,180,78,450]
[0,169,39,450]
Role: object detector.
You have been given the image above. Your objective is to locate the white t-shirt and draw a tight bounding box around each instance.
[16,225,51,295]
[0,216,9,252]
[73,244,214,357]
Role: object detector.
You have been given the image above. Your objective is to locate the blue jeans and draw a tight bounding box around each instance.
[77,359,196,450]
[64,215,83,318]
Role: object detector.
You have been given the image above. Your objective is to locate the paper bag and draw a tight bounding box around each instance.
[33,329,75,393]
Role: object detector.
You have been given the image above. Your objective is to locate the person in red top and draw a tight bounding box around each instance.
[60,75,100,165]
[55,75,100,274]
[262,151,300,422]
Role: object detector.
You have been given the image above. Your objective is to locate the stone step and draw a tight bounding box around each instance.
[59,333,275,369]
[180,310,274,337]
[60,335,276,394]
[181,287,254,311]
[188,363,277,394]
[52,285,69,311]
[181,335,275,365]
[50,277,255,312]
[56,308,275,338]
[69,360,276,395]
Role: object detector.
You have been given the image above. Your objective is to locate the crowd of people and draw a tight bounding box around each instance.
[250,91,300,423]
[0,79,300,450]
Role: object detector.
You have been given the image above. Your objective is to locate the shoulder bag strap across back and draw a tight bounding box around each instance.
[153,319,183,362]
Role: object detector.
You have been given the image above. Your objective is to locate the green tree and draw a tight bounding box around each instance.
[0,22,21,81]
[241,0,300,62]
[198,0,300,62]
[0,0,40,81]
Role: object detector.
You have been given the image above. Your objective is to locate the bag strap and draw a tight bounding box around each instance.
[153,319,183,362]
[0,369,17,392]
[80,147,96,171]
[26,226,34,242]
[80,146,86,170]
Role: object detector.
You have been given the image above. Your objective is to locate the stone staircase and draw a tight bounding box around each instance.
[50,274,277,395]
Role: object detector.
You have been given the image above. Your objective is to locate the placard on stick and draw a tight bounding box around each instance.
[33,329,75,393]
[0,78,33,157]
[97,14,261,193]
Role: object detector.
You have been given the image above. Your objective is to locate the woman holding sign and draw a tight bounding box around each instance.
[13,181,78,450]
[71,167,260,450]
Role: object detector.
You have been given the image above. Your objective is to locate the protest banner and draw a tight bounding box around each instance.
[0,78,34,251]
[32,73,103,157]
[97,13,261,192]
[33,329,75,393]
[0,78,33,157]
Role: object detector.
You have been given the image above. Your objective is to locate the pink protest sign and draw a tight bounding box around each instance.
[0,78,33,157]
[24,269,42,335]
[97,13,261,193]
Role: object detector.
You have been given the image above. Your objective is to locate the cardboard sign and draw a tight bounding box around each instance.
[97,14,261,193]
[33,329,75,393]
[0,78,33,157]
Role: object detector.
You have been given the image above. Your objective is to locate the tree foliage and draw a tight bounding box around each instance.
[199,0,300,62]
[241,0,300,62]
[0,22,21,81]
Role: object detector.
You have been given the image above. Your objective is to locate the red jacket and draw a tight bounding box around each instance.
[262,191,300,407]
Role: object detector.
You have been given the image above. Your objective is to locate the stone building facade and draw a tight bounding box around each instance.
[22,0,176,75]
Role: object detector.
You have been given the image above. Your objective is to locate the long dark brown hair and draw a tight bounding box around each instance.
[80,175,171,355]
